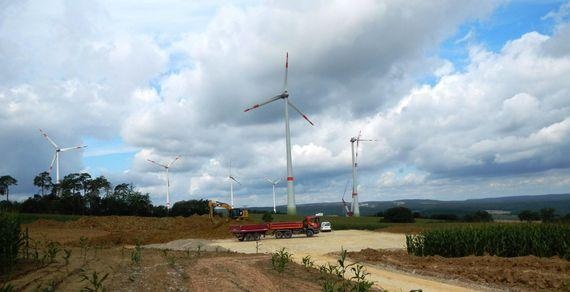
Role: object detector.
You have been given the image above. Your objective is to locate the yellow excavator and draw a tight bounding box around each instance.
[208,200,249,222]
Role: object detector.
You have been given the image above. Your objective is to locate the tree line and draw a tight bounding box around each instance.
[0,172,208,217]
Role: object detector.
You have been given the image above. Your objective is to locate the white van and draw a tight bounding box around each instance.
[320,221,332,232]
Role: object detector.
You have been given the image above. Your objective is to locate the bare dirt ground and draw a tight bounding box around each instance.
[24,215,234,246]
[3,247,325,291]
[349,249,570,291]
[6,216,569,292]
[149,230,485,291]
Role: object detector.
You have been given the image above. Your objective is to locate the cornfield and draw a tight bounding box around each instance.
[0,212,22,273]
[406,223,570,259]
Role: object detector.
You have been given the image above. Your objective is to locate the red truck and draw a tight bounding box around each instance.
[229,215,321,241]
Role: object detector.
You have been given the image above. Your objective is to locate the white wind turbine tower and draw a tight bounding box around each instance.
[39,129,87,195]
[244,52,314,215]
[228,162,241,207]
[350,131,376,217]
[147,156,180,210]
[266,178,281,213]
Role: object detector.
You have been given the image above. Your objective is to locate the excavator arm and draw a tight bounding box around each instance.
[208,200,248,223]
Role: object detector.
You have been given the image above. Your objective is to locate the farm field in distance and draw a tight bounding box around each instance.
[2,213,569,291]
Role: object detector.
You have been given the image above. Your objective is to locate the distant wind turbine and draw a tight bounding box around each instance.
[349,131,376,217]
[228,161,241,207]
[266,178,281,213]
[244,52,314,215]
[147,156,180,209]
[39,129,87,195]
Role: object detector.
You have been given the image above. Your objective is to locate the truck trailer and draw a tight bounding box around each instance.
[229,215,321,241]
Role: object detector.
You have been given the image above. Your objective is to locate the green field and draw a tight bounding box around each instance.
[247,213,453,232]
[406,223,570,258]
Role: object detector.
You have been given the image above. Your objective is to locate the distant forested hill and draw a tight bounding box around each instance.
[249,193,570,217]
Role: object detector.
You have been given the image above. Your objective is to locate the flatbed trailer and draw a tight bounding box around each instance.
[229,215,321,241]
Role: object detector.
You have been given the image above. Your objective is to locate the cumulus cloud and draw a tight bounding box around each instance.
[1,0,569,207]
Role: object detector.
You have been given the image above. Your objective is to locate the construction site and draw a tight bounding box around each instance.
[0,214,566,291]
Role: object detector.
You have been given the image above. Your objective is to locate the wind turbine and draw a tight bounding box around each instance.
[39,129,87,195]
[147,156,180,209]
[266,178,281,213]
[244,52,314,215]
[340,180,353,217]
[228,162,241,207]
[350,131,376,217]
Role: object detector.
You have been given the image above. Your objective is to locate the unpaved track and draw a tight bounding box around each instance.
[147,230,481,291]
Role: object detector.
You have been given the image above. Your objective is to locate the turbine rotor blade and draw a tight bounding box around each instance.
[287,100,314,126]
[229,176,241,185]
[60,145,87,152]
[168,156,181,167]
[243,94,283,112]
[284,52,289,91]
[275,178,281,184]
[48,153,56,172]
[266,178,273,184]
[39,129,59,148]
[147,159,167,168]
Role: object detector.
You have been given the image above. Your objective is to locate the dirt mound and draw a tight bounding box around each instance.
[24,215,236,246]
[349,248,570,291]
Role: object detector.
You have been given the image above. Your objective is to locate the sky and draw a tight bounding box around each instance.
[1,0,570,208]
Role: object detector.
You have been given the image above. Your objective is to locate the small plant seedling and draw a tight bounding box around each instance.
[45,241,60,263]
[0,283,15,292]
[80,268,109,292]
[302,255,314,269]
[185,247,191,258]
[63,248,72,266]
[271,248,292,273]
[131,242,141,266]
[79,236,89,263]
[196,244,202,256]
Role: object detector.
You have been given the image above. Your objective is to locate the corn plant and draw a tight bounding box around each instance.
[79,236,89,263]
[406,223,570,258]
[0,212,22,274]
[80,269,109,292]
[63,248,72,266]
[0,283,15,292]
[350,264,374,292]
[302,255,314,269]
[131,242,141,266]
[271,248,292,273]
[319,248,374,292]
[45,241,60,263]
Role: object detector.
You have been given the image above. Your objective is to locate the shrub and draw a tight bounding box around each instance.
[382,207,414,223]
[518,210,540,222]
[541,208,557,222]
[262,212,273,222]
[463,210,493,222]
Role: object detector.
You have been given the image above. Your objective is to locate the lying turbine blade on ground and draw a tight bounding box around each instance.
[60,145,87,152]
[243,94,283,112]
[287,100,314,126]
[39,129,59,148]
